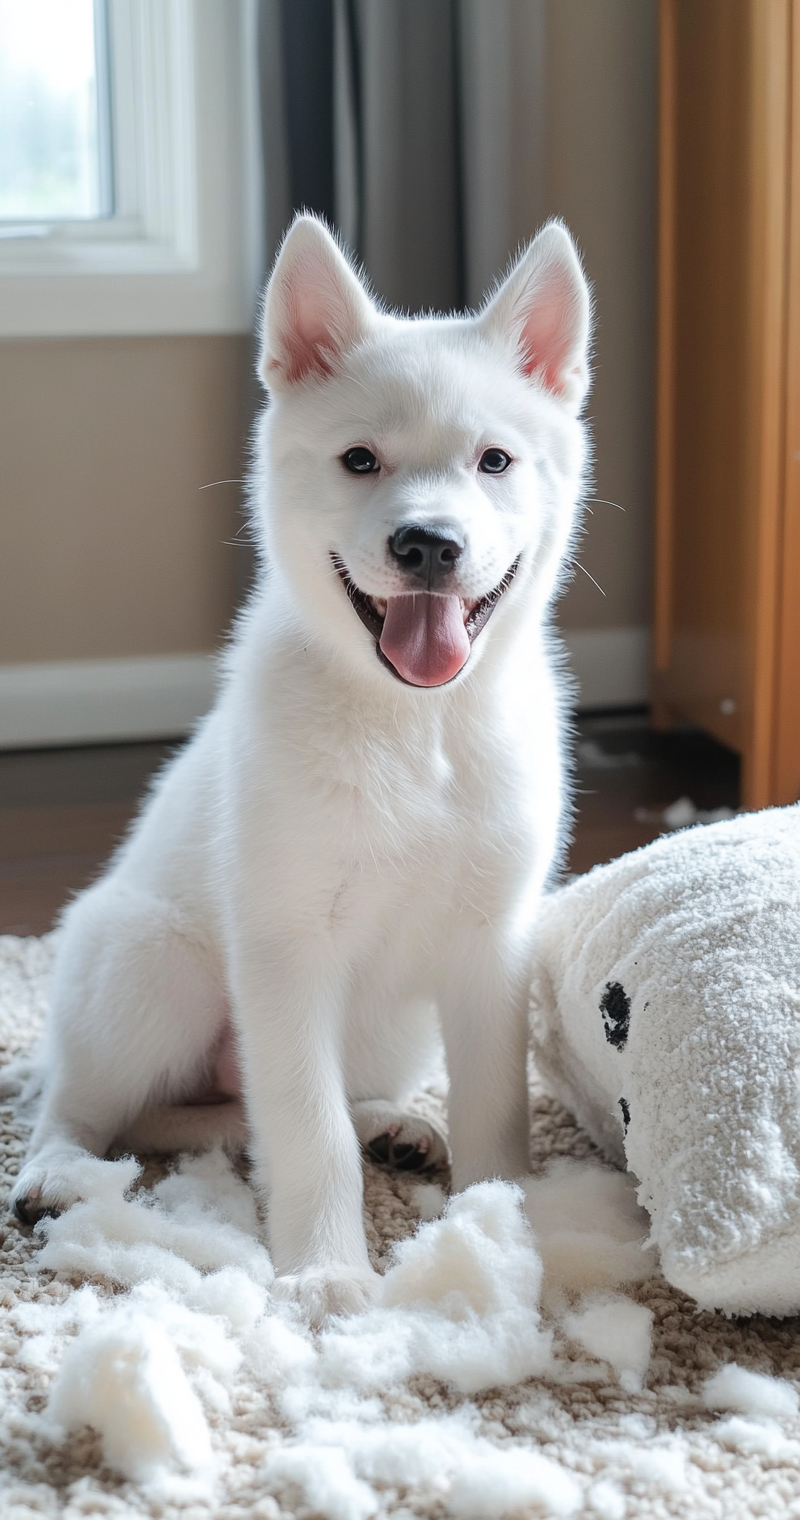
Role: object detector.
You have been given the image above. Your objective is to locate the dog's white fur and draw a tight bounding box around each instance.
[11,216,591,1323]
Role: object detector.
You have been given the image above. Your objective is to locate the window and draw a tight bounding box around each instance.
[0,0,112,224]
[0,0,262,337]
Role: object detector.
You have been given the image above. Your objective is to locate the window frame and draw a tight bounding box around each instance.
[0,0,262,336]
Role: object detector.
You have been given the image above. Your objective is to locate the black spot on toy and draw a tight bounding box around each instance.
[619,1097,631,1134]
[600,981,631,1049]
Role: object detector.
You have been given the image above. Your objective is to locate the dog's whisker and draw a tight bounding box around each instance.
[573,562,607,596]
[222,526,258,546]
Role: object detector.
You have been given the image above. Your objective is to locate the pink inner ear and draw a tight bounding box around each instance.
[516,272,580,398]
[269,284,342,385]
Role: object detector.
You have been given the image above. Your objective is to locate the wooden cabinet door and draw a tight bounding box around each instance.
[654,0,800,808]
[773,0,800,804]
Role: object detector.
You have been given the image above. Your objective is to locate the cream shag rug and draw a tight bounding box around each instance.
[2,935,800,1520]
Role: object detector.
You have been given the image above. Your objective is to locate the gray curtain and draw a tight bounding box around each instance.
[257,0,546,313]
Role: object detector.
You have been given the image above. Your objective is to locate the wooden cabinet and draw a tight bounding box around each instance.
[654,0,800,807]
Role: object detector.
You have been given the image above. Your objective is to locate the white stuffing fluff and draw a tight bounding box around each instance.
[264,1412,581,1519]
[561,1294,653,1393]
[382,1181,541,1317]
[702,1362,800,1420]
[262,1445,379,1520]
[19,1144,669,1510]
[318,1182,556,1396]
[587,1478,627,1519]
[522,1157,656,1302]
[633,796,735,830]
[446,1439,581,1517]
[529,805,800,1316]
[36,1150,274,1306]
[46,1311,214,1482]
[410,1180,446,1221]
[710,1416,800,1459]
[622,1446,687,1491]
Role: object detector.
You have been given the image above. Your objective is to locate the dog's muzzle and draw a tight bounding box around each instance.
[332,553,520,688]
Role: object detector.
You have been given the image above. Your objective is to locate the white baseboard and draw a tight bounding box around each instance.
[0,631,649,749]
[560,625,651,709]
[0,655,217,749]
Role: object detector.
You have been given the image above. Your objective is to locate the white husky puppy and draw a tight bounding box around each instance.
[10,215,590,1322]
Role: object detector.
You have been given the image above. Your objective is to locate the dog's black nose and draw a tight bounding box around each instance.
[389,523,465,585]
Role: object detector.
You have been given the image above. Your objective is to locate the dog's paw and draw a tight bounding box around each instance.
[9,1148,108,1227]
[353,1099,449,1173]
[10,1166,74,1226]
[272,1264,381,1327]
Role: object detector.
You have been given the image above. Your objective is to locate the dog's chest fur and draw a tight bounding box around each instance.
[220,615,560,957]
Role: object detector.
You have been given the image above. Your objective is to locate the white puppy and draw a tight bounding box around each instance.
[10,216,591,1323]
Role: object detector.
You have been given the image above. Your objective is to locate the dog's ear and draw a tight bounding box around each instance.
[260,216,375,390]
[480,222,591,411]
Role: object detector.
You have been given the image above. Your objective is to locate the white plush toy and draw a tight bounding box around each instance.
[529,804,800,1317]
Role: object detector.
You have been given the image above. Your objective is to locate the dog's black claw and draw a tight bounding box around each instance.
[367,1133,392,1165]
[393,1144,429,1172]
[14,1196,59,1227]
[367,1132,433,1172]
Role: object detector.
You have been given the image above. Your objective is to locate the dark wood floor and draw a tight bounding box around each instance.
[567,711,739,874]
[0,714,740,937]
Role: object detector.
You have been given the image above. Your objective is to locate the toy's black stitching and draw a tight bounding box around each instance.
[619,1097,631,1134]
[600,981,631,1049]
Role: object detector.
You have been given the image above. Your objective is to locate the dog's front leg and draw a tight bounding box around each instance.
[230,941,378,1325]
[438,926,532,1191]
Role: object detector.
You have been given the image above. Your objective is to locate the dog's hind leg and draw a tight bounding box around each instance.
[116,1098,248,1155]
[344,992,448,1172]
[10,882,226,1225]
[352,1099,449,1172]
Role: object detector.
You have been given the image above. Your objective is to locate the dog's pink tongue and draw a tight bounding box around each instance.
[379,594,470,686]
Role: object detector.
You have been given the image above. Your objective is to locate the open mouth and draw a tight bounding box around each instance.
[332,553,520,688]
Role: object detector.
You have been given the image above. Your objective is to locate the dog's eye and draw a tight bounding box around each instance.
[342,447,380,475]
[478,448,512,475]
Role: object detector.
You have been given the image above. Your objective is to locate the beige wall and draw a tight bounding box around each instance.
[0,335,254,664]
[463,0,657,635]
[0,3,656,670]
[542,0,657,633]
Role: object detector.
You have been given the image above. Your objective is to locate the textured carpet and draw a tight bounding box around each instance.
[2,934,800,1520]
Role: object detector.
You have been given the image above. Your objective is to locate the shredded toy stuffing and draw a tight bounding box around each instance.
[4,932,800,1519]
[522,1157,656,1305]
[3,1150,668,1514]
[409,1180,446,1221]
[709,1415,800,1459]
[560,1294,653,1394]
[7,1144,662,1507]
[702,1361,800,1420]
[47,1311,216,1483]
[586,1477,627,1519]
[632,797,735,829]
